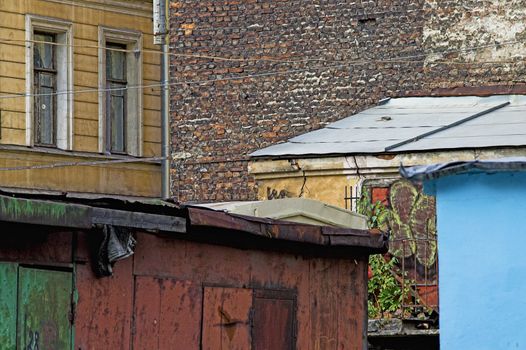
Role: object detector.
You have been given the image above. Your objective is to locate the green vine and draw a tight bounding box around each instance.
[367,255,410,318]
[358,187,410,318]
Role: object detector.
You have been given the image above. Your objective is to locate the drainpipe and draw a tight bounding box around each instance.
[158,0,170,199]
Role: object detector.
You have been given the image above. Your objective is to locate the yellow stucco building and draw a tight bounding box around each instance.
[0,0,161,197]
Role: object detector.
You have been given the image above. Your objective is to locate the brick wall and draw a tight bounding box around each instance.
[169,0,526,202]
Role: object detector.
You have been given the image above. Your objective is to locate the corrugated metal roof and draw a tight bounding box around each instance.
[400,157,526,181]
[250,95,526,158]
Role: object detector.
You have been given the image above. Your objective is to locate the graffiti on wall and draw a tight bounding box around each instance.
[388,180,437,268]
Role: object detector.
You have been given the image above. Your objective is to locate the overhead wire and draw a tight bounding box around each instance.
[1,37,526,64]
[0,36,524,171]
[0,38,525,100]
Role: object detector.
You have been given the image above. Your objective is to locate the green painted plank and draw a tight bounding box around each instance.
[17,267,72,350]
[0,263,17,350]
[0,195,92,228]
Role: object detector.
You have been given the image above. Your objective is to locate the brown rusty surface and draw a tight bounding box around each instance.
[0,229,72,264]
[188,208,264,236]
[75,257,133,350]
[187,207,386,252]
[202,287,253,350]
[310,258,367,350]
[133,277,201,349]
[253,289,295,350]
[133,233,367,350]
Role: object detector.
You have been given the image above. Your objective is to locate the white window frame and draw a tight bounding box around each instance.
[25,15,73,150]
[98,27,143,156]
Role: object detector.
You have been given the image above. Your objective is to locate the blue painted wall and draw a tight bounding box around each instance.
[426,171,526,350]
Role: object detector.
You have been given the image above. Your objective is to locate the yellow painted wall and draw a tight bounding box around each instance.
[251,148,526,209]
[0,0,161,197]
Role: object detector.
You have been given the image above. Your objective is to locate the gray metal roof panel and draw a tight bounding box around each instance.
[251,95,526,158]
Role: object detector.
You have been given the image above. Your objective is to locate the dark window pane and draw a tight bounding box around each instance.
[34,71,56,146]
[106,42,127,154]
[37,85,55,145]
[108,85,126,153]
[34,34,55,70]
[106,44,126,80]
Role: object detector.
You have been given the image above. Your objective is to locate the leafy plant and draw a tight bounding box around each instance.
[358,187,410,318]
[357,187,390,231]
[367,255,410,318]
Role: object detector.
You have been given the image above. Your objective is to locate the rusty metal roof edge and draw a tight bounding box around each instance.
[186,206,387,252]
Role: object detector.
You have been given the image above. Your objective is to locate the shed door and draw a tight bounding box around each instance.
[17,266,73,350]
[0,263,73,350]
[133,277,201,349]
[0,263,17,349]
[202,287,253,350]
[252,290,295,350]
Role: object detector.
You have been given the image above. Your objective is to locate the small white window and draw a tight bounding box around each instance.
[98,27,143,156]
[25,15,73,149]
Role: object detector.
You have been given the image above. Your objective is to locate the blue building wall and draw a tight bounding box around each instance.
[426,171,526,350]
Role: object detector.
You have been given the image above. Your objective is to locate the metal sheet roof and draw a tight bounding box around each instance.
[400,157,526,181]
[250,95,526,158]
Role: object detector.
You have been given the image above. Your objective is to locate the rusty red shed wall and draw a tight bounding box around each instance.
[0,228,369,350]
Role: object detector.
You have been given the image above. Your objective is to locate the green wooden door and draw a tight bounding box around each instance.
[17,267,72,350]
[0,263,17,349]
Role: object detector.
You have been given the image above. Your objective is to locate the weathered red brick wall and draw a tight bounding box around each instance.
[169,0,526,202]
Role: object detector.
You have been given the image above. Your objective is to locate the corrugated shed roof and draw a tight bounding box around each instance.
[400,157,526,182]
[250,95,526,158]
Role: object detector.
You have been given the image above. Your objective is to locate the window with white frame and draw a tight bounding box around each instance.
[98,27,142,156]
[26,15,73,149]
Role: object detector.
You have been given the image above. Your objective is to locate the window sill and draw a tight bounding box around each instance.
[0,144,160,164]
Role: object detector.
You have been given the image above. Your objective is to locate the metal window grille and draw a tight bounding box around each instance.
[344,185,360,211]
[396,238,439,316]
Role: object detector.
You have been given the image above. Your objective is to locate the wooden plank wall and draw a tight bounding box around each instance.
[0,229,368,350]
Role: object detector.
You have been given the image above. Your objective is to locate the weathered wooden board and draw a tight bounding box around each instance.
[133,277,201,349]
[74,257,133,350]
[0,262,17,349]
[202,287,253,350]
[17,267,73,350]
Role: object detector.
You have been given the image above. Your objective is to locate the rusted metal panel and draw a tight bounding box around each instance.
[75,257,133,350]
[338,259,368,350]
[202,287,253,350]
[17,267,73,350]
[133,233,253,286]
[132,233,369,350]
[133,277,201,349]
[266,223,326,245]
[252,289,295,350]
[133,277,160,349]
[189,208,264,236]
[0,230,72,265]
[188,207,386,252]
[310,259,340,350]
[0,262,17,349]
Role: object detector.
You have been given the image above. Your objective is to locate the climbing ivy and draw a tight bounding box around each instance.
[358,188,410,318]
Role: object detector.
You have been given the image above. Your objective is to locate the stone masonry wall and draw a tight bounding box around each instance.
[169,0,526,202]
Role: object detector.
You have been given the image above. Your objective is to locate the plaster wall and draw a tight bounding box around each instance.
[430,171,526,349]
